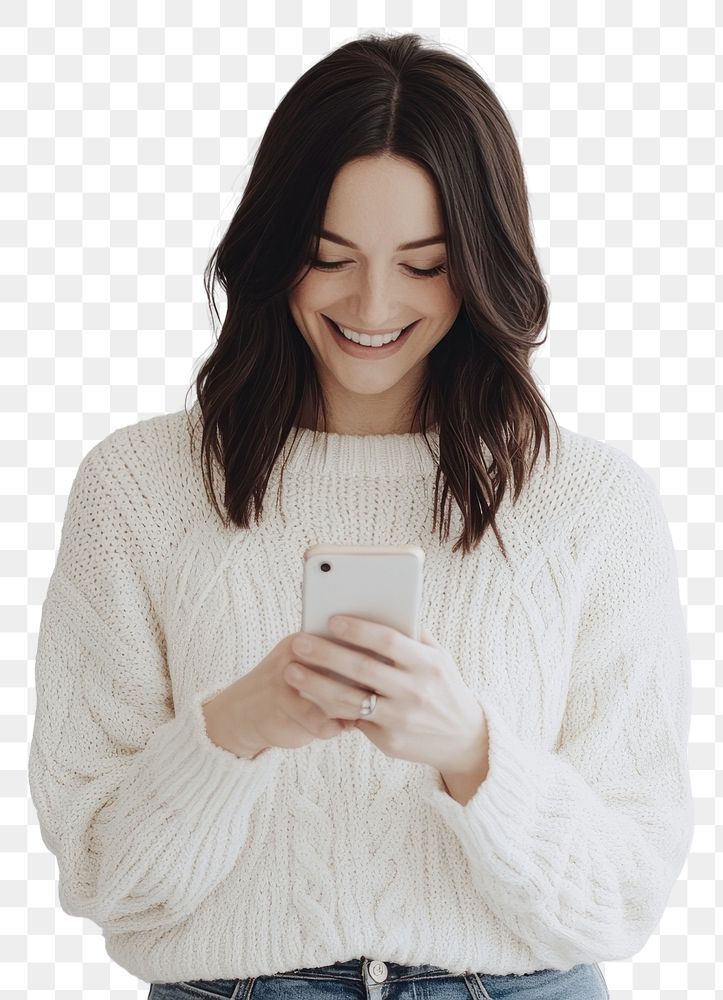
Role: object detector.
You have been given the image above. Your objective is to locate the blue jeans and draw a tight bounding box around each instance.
[147,956,609,998]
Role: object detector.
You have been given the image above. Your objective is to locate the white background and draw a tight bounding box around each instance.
[4,2,718,997]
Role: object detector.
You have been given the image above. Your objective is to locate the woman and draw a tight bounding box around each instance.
[28,31,693,999]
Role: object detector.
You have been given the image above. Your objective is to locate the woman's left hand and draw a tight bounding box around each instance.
[286,616,487,774]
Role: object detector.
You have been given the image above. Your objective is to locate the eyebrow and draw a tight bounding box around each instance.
[319,228,446,251]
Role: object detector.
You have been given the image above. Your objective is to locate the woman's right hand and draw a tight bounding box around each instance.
[201,631,363,759]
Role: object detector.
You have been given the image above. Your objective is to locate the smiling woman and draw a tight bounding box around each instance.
[287,155,463,416]
[27,27,692,1000]
[189,31,559,562]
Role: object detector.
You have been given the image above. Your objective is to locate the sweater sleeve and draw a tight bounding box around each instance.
[419,450,694,968]
[27,439,280,934]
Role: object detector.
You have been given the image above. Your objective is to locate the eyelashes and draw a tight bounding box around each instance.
[308,258,447,279]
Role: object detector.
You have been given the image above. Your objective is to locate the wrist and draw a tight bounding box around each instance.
[439,709,489,804]
[202,689,267,760]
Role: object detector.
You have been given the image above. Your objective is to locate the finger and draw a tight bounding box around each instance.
[286,661,377,721]
[420,624,442,648]
[284,682,351,735]
[328,616,436,672]
[301,697,356,731]
[290,687,354,739]
[292,641,397,699]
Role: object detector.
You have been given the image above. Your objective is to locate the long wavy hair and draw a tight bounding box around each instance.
[186,30,559,560]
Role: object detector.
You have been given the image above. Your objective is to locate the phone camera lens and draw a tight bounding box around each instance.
[320,561,331,573]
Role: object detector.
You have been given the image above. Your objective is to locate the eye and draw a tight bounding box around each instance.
[308,259,447,279]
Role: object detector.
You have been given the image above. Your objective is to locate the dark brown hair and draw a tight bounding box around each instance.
[186,30,559,560]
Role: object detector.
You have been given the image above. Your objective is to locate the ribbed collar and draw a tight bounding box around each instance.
[276,424,442,479]
[185,401,559,483]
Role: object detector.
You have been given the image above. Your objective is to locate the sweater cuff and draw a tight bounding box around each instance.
[420,693,541,840]
[145,686,279,803]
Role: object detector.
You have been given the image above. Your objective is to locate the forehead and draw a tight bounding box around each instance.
[321,156,445,248]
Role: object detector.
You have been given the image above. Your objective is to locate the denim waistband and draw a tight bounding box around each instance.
[151,958,609,1000]
[278,958,454,981]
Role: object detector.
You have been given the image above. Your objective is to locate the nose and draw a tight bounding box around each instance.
[345,267,404,332]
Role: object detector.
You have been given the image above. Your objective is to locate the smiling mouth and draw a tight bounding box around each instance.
[323,315,419,344]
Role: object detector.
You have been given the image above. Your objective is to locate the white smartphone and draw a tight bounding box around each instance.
[300,544,425,685]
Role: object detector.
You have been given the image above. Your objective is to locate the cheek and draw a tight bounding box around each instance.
[291,267,330,298]
[288,282,321,332]
[434,284,463,312]
[288,265,318,304]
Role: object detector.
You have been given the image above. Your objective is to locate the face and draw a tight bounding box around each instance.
[288,154,462,435]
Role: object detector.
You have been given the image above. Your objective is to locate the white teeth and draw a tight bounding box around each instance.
[339,324,404,347]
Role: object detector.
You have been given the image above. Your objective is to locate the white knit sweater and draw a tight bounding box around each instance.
[28,403,694,984]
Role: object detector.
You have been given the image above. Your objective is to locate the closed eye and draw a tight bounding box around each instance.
[309,259,447,279]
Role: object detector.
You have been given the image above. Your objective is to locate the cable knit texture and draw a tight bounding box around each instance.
[28,402,694,984]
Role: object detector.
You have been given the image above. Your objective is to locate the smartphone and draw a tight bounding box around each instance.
[300,544,425,685]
